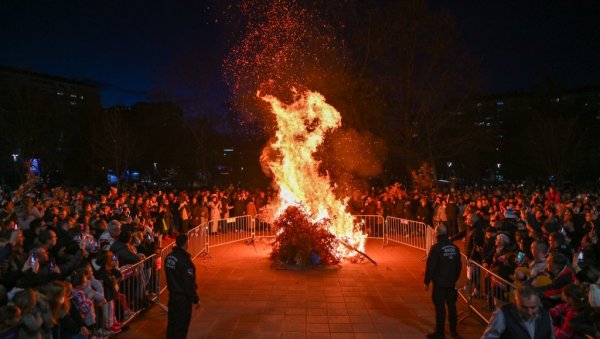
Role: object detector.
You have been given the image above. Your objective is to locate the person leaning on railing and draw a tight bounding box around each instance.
[450,213,485,297]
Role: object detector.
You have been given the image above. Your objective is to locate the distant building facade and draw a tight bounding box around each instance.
[445,87,600,182]
[0,66,103,186]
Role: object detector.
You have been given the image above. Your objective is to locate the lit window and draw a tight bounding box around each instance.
[57,91,64,96]
[70,94,77,98]
[477,102,482,107]
[80,95,84,100]
[70,101,76,105]
[496,101,504,106]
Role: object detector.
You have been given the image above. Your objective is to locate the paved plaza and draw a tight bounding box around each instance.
[118,239,486,338]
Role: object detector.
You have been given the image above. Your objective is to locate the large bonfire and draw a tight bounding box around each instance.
[259,89,367,265]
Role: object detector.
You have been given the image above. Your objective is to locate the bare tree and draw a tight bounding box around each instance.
[89,106,139,178]
[523,113,586,183]
[220,0,482,179]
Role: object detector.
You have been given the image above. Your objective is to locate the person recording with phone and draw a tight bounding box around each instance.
[20,247,62,286]
[24,230,87,284]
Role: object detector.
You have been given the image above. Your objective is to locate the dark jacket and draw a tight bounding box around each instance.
[53,300,85,339]
[233,198,246,217]
[451,220,485,261]
[165,246,199,304]
[445,203,459,222]
[95,266,122,301]
[190,202,202,226]
[110,241,141,266]
[500,303,552,339]
[424,236,462,288]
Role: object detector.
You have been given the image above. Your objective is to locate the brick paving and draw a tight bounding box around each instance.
[117,239,486,338]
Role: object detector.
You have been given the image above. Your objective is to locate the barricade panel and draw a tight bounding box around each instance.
[187,222,209,259]
[253,214,277,238]
[205,215,257,248]
[148,213,515,328]
[158,241,176,295]
[385,217,431,252]
[115,254,157,326]
[456,255,517,324]
[352,215,385,239]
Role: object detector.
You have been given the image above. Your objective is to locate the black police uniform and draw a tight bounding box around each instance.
[165,246,199,339]
[425,235,462,338]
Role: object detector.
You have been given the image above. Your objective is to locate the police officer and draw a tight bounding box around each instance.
[165,234,199,339]
[425,225,462,339]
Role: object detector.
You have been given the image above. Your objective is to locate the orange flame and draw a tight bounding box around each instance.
[259,89,367,257]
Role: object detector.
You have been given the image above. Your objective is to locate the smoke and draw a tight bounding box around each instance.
[318,128,388,193]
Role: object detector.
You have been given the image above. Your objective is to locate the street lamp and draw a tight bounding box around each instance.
[11,153,19,162]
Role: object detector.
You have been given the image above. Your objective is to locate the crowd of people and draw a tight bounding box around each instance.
[348,182,600,338]
[1,181,600,338]
[0,183,274,339]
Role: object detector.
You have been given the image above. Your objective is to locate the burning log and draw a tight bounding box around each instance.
[338,239,377,266]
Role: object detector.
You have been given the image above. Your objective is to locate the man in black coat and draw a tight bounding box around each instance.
[165,234,200,339]
[425,225,462,339]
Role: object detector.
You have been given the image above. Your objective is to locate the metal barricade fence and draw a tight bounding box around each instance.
[352,215,385,239]
[384,216,433,252]
[115,254,157,325]
[205,215,255,248]
[119,214,518,327]
[187,222,209,259]
[457,255,517,324]
[456,253,470,305]
[254,214,277,238]
[157,240,176,295]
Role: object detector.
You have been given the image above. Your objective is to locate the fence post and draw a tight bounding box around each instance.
[425,226,432,254]
[458,258,473,323]
[383,217,387,247]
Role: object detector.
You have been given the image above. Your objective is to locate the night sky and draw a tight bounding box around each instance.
[1,0,599,108]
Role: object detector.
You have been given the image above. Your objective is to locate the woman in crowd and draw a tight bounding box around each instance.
[550,283,589,339]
